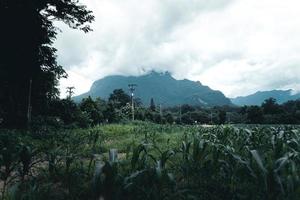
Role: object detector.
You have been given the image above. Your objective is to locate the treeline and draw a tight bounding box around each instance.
[3,88,298,129]
[141,97,300,125]
[239,97,300,124]
[165,97,300,125]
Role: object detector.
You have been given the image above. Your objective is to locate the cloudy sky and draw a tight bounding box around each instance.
[54,0,300,98]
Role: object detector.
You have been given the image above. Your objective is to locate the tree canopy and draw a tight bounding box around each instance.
[108,89,131,109]
[0,0,94,128]
[149,98,156,111]
[262,97,281,114]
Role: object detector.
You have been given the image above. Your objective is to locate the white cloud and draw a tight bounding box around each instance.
[54,0,300,98]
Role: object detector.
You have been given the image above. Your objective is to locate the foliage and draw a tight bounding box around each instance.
[150,98,156,112]
[1,124,300,199]
[262,98,282,114]
[0,0,94,128]
[80,97,106,125]
[108,89,131,109]
[246,105,264,124]
[41,97,300,128]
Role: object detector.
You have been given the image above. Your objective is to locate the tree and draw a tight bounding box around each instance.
[247,106,264,124]
[153,112,162,124]
[80,96,105,125]
[134,97,143,107]
[181,113,193,124]
[134,107,146,121]
[239,106,248,115]
[0,0,94,128]
[282,100,300,113]
[149,98,156,111]
[181,104,195,114]
[218,110,227,124]
[261,98,281,115]
[164,113,174,124]
[188,111,211,124]
[103,102,118,123]
[144,110,154,122]
[48,98,91,127]
[108,89,131,109]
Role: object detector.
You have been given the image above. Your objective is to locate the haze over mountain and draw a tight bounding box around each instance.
[231,90,300,106]
[74,71,232,107]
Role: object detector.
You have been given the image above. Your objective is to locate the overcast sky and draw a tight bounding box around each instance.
[54,0,300,98]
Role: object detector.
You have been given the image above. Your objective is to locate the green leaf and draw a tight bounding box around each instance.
[250,150,267,174]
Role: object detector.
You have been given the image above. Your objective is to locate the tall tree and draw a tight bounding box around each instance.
[0,0,94,128]
[108,89,131,109]
[181,104,195,114]
[261,98,281,115]
[149,98,156,111]
[80,96,105,125]
[247,106,264,124]
[218,110,227,124]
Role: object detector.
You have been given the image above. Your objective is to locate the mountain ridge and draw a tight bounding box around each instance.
[231,89,300,106]
[74,71,232,107]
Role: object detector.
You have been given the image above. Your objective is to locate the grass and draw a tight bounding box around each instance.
[87,122,198,153]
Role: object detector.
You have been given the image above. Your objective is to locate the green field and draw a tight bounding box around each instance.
[1,122,300,199]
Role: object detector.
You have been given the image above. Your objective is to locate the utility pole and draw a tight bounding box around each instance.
[128,84,137,121]
[66,86,75,99]
[27,78,32,128]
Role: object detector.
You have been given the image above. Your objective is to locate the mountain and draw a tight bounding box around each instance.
[231,90,300,106]
[74,71,232,107]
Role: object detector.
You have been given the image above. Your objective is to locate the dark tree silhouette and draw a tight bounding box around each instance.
[218,110,226,124]
[80,96,106,125]
[0,0,94,128]
[261,98,280,114]
[149,98,156,111]
[108,89,131,109]
[181,104,195,114]
[247,106,264,124]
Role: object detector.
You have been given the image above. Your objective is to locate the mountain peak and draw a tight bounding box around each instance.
[74,72,232,106]
[145,70,172,77]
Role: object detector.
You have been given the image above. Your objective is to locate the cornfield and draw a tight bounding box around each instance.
[0,123,299,199]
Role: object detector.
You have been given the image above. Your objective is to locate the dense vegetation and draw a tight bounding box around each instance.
[6,88,297,129]
[1,123,300,199]
[0,0,94,128]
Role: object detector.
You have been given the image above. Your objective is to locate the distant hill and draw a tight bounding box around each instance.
[231,90,300,106]
[74,71,232,107]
